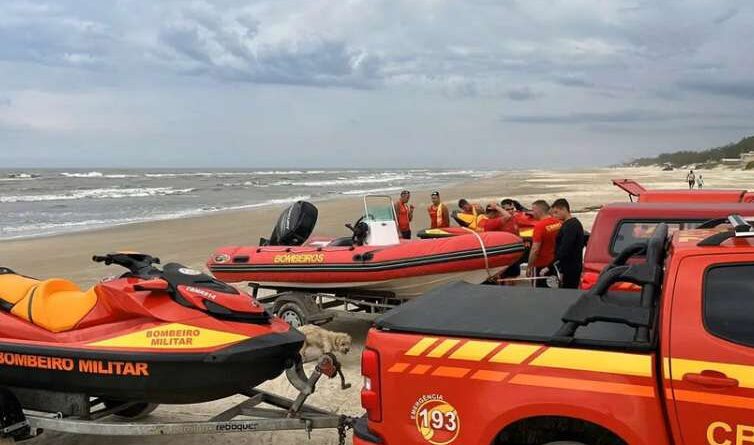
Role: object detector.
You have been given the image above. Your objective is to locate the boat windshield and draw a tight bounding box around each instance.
[363,195,396,222]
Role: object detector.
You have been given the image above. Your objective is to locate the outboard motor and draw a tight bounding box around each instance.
[261,201,318,246]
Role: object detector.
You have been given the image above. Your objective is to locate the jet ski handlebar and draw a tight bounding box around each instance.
[92,252,161,278]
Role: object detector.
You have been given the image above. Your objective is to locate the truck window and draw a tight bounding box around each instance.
[610,221,701,255]
[704,264,754,347]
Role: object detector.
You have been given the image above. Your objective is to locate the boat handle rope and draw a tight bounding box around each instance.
[461,228,492,279]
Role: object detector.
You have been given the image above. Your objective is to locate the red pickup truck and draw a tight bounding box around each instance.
[580,202,754,290]
[612,179,754,203]
[355,216,754,445]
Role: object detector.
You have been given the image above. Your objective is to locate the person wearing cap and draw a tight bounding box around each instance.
[427,191,450,229]
[395,190,414,239]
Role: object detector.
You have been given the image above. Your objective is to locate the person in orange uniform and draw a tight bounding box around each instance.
[427,191,450,229]
[394,190,414,239]
[526,200,562,287]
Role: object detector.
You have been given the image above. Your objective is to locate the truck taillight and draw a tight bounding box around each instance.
[361,348,382,422]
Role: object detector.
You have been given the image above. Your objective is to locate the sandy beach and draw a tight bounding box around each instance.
[5,166,754,445]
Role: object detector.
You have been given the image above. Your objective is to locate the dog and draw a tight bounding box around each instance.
[298,324,353,389]
[298,324,352,363]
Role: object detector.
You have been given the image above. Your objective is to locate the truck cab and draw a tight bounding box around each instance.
[580,202,754,290]
[355,216,754,445]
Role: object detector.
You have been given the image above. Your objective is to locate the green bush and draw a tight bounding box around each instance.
[627,136,754,167]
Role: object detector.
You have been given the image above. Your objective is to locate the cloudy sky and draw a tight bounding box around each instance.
[1,0,752,168]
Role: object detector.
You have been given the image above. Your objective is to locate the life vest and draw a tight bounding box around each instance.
[428,203,450,228]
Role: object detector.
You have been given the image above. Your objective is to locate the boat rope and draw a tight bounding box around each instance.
[462,228,492,279]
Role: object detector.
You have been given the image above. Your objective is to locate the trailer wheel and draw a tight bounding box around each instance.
[104,401,159,420]
[543,442,587,445]
[276,302,309,327]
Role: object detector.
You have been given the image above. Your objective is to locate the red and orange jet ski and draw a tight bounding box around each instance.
[0,253,304,409]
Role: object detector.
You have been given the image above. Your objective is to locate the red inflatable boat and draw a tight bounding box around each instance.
[208,198,525,298]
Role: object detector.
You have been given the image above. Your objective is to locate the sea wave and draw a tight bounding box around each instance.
[274,175,409,187]
[0,194,312,239]
[425,170,475,176]
[61,171,104,178]
[1,187,195,203]
[205,195,312,212]
[341,186,403,195]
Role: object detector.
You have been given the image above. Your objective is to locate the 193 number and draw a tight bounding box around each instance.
[418,408,458,432]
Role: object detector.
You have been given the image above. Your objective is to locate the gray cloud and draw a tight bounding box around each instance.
[0,0,753,168]
[554,75,595,88]
[154,3,381,88]
[506,86,541,101]
[0,2,111,68]
[677,79,754,100]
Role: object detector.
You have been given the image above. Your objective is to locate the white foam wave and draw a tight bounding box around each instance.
[275,175,409,187]
[341,186,403,195]
[1,187,195,203]
[211,195,312,211]
[61,171,104,178]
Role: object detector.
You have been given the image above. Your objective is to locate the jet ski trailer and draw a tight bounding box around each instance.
[0,354,354,444]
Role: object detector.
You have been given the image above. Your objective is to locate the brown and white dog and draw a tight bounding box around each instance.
[298,324,352,363]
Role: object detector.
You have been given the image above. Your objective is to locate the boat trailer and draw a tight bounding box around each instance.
[0,355,355,444]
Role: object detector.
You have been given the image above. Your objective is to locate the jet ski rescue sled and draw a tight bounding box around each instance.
[209,197,525,299]
[0,252,355,443]
[0,253,303,405]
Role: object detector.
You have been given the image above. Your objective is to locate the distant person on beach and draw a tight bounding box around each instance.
[697,175,704,189]
[395,190,414,239]
[478,202,517,234]
[427,191,450,228]
[551,198,585,289]
[526,200,562,287]
[686,170,696,190]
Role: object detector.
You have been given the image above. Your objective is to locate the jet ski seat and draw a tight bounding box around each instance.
[0,274,98,333]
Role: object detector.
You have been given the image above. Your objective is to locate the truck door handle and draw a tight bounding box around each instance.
[683,370,739,388]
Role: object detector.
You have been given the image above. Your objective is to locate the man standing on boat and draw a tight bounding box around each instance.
[526,200,562,287]
[551,198,585,289]
[427,191,450,229]
[395,190,414,239]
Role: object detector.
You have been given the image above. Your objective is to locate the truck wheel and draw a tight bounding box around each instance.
[276,302,308,327]
[104,401,159,420]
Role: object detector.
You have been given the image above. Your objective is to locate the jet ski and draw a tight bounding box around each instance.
[0,252,304,408]
[208,196,525,298]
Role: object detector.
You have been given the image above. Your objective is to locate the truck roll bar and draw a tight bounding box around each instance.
[553,223,668,346]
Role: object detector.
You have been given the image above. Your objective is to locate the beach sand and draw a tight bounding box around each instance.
[4,166,754,444]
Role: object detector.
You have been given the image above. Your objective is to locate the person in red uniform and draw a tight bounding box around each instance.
[394,190,414,239]
[526,200,562,287]
[478,203,517,234]
[427,191,450,229]
[501,198,536,229]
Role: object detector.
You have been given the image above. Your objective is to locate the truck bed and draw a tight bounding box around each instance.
[376,281,649,351]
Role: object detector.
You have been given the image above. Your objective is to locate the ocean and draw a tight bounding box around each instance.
[0,169,495,240]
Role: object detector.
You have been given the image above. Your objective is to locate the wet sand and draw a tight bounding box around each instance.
[4,166,753,444]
